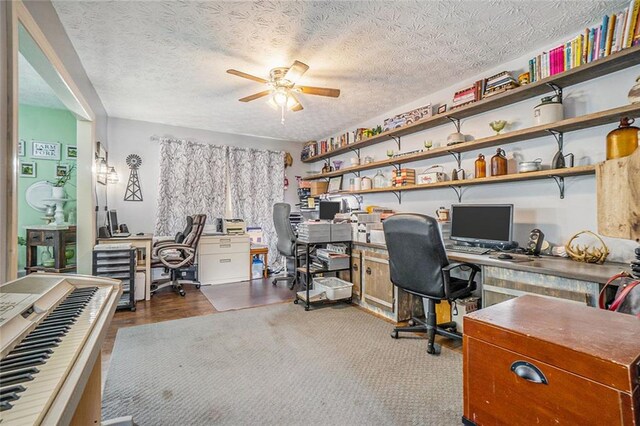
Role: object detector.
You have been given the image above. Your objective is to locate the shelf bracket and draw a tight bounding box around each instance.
[551,176,565,199]
[546,82,563,102]
[445,115,462,133]
[347,170,361,177]
[448,185,463,203]
[390,135,401,151]
[546,129,564,151]
[347,147,361,159]
[391,190,402,204]
[447,150,462,168]
[391,163,401,171]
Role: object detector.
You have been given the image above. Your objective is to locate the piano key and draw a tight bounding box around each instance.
[8,341,59,354]
[38,318,77,328]
[0,400,13,411]
[23,330,66,341]
[0,355,48,371]
[0,385,26,401]
[0,368,38,386]
[25,326,70,339]
[1,349,54,362]
[13,337,62,350]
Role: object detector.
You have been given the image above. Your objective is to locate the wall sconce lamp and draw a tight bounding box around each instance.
[107,166,119,184]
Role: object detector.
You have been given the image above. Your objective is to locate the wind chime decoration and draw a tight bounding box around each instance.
[124,154,143,201]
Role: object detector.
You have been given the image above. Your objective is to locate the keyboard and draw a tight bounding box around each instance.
[445,245,491,255]
[110,232,131,238]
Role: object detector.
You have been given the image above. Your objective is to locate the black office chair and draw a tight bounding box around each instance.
[151,214,206,297]
[383,213,479,355]
[272,203,298,290]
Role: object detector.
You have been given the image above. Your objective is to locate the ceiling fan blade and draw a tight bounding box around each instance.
[289,92,303,112]
[239,90,271,102]
[297,86,340,98]
[284,60,309,83]
[227,69,267,84]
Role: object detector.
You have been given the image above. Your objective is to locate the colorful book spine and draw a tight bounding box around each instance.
[606,14,616,55]
[600,16,609,58]
[627,0,640,47]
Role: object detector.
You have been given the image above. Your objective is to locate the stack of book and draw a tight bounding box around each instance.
[529,1,640,83]
[451,79,490,109]
[483,71,519,98]
[392,168,416,187]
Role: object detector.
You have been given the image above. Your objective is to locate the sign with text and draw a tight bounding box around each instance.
[31,141,61,160]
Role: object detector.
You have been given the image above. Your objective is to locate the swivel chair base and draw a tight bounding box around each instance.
[272,275,296,290]
[390,298,462,355]
[151,269,201,297]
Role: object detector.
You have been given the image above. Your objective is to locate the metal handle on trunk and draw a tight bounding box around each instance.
[510,361,547,384]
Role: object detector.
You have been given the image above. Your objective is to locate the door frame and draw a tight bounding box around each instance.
[3,1,96,280]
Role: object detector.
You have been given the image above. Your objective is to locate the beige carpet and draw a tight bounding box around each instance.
[103,303,462,425]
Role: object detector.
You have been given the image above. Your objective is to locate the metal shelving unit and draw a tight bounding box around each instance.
[92,247,136,311]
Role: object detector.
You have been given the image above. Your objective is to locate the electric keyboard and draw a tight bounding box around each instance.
[0,273,121,425]
[445,245,491,255]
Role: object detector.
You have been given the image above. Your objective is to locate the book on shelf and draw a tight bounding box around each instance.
[528,2,640,84]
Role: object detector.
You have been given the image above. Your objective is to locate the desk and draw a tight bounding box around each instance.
[351,241,630,321]
[97,233,153,300]
[250,244,269,278]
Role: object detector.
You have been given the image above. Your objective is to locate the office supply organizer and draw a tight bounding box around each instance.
[92,246,136,311]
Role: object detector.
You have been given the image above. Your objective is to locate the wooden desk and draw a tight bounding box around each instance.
[250,244,269,278]
[463,295,640,425]
[97,233,153,300]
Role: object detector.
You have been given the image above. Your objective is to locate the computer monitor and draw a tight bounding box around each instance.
[450,204,513,246]
[107,210,119,235]
[319,201,340,220]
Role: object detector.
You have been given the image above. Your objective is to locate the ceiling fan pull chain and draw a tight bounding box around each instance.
[281,105,285,125]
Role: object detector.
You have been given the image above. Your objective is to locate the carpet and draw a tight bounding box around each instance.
[199,279,294,311]
[103,303,462,425]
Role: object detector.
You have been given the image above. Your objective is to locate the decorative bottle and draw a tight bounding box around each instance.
[490,148,508,176]
[474,154,487,178]
[373,170,386,188]
[606,117,638,160]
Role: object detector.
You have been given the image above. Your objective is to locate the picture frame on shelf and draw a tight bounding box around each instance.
[328,176,343,193]
[18,139,25,157]
[437,104,447,114]
[32,141,61,160]
[55,164,69,178]
[66,145,77,160]
[20,162,36,178]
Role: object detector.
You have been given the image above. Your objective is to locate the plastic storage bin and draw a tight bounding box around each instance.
[314,277,353,300]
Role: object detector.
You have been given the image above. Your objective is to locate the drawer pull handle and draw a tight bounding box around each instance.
[220,244,231,248]
[366,267,372,275]
[219,259,231,263]
[353,264,359,271]
[511,361,547,385]
[220,239,231,243]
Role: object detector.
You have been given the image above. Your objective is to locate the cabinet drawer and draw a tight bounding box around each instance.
[362,252,394,311]
[199,241,249,255]
[27,231,45,244]
[464,337,632,425]
[199,252,249,284]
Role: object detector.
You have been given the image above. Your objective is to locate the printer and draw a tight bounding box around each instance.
[216,218,247,235]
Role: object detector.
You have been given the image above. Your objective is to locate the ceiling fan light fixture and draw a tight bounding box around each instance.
[273,88,289,107]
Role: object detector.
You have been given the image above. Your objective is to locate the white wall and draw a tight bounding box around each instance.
[316,39,640,262]
[106,117,305,234]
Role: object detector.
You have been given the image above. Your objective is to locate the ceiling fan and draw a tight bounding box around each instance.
[227,60,340,123]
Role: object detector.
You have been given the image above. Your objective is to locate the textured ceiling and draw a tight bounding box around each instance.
[53,1,624,142]
[19,53,66,110]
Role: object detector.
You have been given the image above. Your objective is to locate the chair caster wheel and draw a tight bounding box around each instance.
[391,330,399,339]
[272,279,278,286]
[195,284,201,289]
[293,299,299,304]
[304,307,310,311]
[427,345,441,355]
[179,290,186,297]
[131,307,136,312]
[408,319,415,326]
[345,298,352,304]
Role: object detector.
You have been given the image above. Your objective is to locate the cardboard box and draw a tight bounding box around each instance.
[303,181,328,196]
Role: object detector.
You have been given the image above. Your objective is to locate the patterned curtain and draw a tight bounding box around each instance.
[228,147,285,266]
[155,138,227,236]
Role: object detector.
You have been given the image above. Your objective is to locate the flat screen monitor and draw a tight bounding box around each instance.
[450,204,513,245]
[107,210,119,235]
[319,201,340,220]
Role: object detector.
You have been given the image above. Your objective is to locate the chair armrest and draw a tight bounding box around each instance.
[157,244,195,269]
[442,262,480,299]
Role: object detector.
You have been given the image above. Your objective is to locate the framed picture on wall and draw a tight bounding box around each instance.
[18,139,25,157]
[20,162,36,178]
[32,141,61,160]
[66,145,77,160]
[55,164,69,178]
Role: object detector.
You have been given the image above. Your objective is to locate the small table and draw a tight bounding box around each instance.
[25,226,77,274]
[250,244,269,278]
[97,233,154,300]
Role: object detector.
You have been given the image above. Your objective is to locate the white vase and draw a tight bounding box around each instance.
[52,186,65,199]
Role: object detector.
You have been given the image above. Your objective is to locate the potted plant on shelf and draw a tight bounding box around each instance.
[50,163,75,199]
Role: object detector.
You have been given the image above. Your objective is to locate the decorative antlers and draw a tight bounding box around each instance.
[565,230,610,264]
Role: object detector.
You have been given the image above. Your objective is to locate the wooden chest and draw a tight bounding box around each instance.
[463,295,640,425]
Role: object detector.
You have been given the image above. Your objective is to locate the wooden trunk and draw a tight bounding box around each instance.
[362,251,394,311]
[597,148,640,241]
[463,295,640,425]
[339,250,361,296]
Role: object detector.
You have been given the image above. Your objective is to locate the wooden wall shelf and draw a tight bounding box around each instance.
[304,103,640,180]
[324,165,595,202]
[302,45,640,164]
